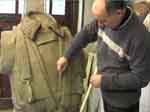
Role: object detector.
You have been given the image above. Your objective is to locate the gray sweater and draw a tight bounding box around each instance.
[65,8,150,108]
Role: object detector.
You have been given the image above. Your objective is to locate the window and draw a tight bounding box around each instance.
[0,0,24,30]
[0,0,16,14]
[19,0,25,14]
[44,0,80,34]
[0,0,25,14]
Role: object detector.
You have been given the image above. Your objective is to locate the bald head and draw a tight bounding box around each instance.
[92,0,108,17]
[92,0,128,18]
[91,0,128,29]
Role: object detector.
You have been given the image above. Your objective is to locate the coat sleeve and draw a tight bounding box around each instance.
[0,31,16,74]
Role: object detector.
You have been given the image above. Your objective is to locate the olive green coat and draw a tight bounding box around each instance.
[0,13,86,111]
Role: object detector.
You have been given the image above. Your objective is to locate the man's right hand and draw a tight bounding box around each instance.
[57,56,68,74]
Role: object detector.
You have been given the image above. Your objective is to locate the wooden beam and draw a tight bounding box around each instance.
[16,0,19,15]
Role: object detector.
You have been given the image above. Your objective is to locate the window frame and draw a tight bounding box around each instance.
[0,0,22,31]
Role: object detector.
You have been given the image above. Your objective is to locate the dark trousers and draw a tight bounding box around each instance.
[104,101,139,112]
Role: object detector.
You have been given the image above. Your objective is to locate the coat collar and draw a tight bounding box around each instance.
[19,17,41,40]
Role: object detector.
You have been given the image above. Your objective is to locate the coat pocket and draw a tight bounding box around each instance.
[35,31,58,46]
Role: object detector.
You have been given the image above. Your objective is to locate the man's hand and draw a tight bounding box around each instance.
[90,74,103,88]
[57,56,68,74]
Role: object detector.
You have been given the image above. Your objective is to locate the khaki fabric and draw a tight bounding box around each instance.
[0,13,86,112]
[143,13,150,32]
[13,96,80,112]
[0,31,16,74]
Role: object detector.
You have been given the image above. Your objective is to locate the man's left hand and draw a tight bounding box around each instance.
[90,74,103,88]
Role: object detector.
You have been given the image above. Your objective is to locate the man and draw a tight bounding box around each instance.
[138,2,150,112]
[0,12,86,112]
[133,0,150,22]
[57,0,150,112]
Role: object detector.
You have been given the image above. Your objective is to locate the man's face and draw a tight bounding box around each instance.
[92,0,123,29]
[97,12,122,29]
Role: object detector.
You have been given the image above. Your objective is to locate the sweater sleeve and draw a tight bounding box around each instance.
[65,19,98,60]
